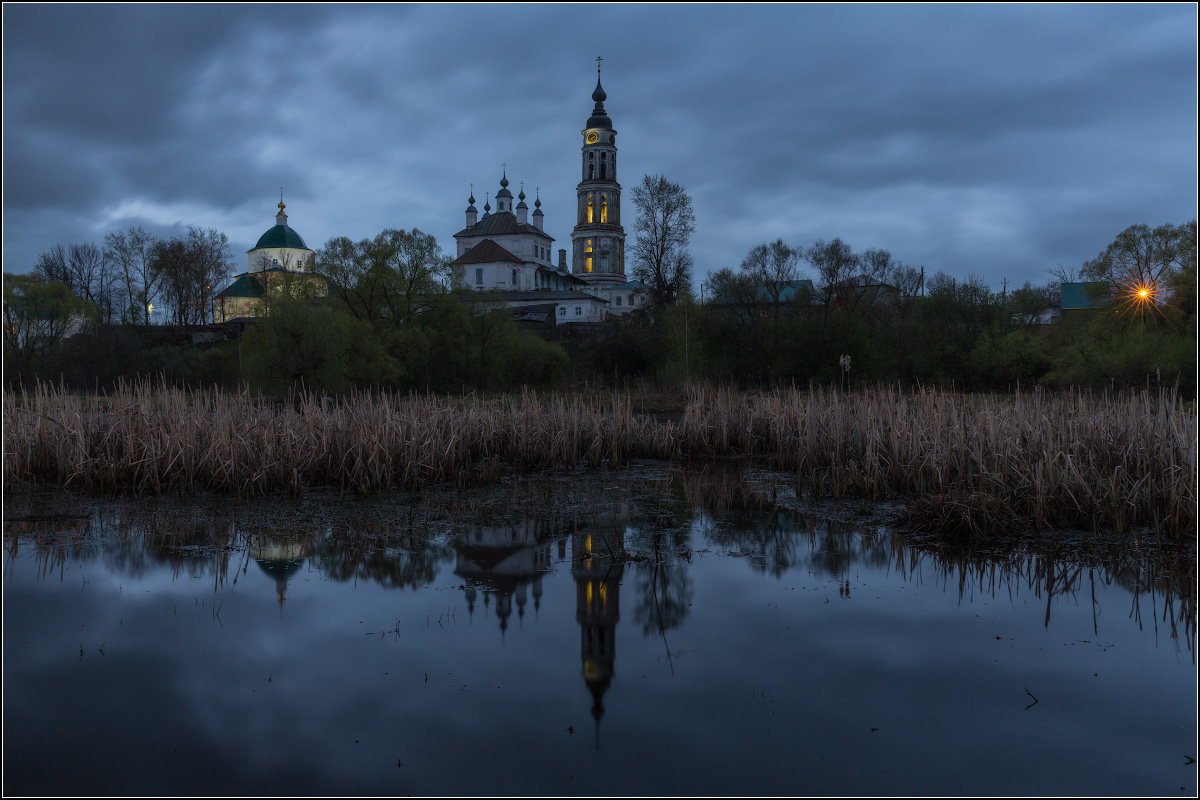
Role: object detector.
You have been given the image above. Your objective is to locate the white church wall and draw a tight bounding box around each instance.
[248,247,312,273]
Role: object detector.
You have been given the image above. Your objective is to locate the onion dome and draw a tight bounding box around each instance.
[254,193,309,249]
[587,73,612,129]
[495,169,513,200]
[466,188,477,213]
[516,186,528,211]
[483,191,491,216]
[532,190,543,218]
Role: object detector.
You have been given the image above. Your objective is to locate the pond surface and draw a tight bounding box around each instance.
[3,462,1196,796]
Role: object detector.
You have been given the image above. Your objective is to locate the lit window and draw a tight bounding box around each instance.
[601,196,608,223]
[587,195,594,224]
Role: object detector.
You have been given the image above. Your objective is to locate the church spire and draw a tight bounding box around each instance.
[276,187,288,226]
[587,57,611,129]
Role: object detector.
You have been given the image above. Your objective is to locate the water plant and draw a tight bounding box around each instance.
[3,380,1194,536]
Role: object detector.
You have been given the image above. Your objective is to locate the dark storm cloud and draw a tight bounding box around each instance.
[3,4,1195,289]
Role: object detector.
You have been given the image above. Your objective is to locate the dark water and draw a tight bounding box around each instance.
[3,462,1196,796]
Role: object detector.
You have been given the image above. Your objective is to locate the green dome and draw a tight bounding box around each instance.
[252,223,310,251]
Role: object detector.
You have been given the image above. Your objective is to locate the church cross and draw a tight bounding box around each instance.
[596,55,603,72]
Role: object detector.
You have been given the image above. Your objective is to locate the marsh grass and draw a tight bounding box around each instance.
[4,380,1194,536]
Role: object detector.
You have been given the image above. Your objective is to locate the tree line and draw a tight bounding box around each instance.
[26,225,235,327]
[617,212,1195,393]
[3,170,1195,396]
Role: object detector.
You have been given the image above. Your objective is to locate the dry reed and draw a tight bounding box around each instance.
[4,380,1195,536]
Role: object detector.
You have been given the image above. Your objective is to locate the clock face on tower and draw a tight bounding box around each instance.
[586,131,599,144]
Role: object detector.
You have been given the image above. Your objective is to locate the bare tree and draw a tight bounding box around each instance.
[153,227,234,326]
[806,237,859,315]
[630,175,695,306]
[187,227,234,323]
[104,226,161,324]
[739,239,801,315]
[34,242,118,325]
[1082,222,1195,298]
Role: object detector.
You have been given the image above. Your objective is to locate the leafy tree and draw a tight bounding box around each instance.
[317,228,452,325]
[3,272,96,385]
[630,175,695,306]
[243,275,399,395]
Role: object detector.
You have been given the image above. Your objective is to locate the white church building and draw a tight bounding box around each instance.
[453,67,648,325]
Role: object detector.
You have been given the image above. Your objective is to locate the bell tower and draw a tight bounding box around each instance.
[571,58,625,289]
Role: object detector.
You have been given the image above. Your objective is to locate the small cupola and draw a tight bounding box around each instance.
[532,189,544,231]
[495,169,513,213]
[465,185,478,227]
[516,183,528,224]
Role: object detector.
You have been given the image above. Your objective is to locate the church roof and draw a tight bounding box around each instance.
[453,211,553,241]
[250,223,311,252]
[610,280,648,291]
[456,239,523,265]
[215,274,265,299]
[499,290,608,304]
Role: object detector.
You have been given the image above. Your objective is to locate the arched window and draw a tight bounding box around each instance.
[587,194,594,224]
[585,239,593,273]
[588,154,595,180]
[600,153,607,180]
[600,196,608,224]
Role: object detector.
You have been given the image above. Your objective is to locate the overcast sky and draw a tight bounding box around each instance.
[4,3,1196,291]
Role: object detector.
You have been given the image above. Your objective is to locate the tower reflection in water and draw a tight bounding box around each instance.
[449,514,628,749]
[573,528,623,749]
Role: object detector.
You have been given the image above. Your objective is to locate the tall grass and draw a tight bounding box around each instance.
[4,381,1194,536]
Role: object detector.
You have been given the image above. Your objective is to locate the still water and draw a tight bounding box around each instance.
[4,462,1195,796]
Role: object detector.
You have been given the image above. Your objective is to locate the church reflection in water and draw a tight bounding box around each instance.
[249,535,313,611]
[455,518,555,632]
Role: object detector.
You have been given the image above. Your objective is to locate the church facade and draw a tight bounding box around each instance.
[452,68,648,325]
[213,199,328,323]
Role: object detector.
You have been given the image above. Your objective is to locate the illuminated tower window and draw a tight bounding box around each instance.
[587,194,594,224]
[586,239,593,272]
